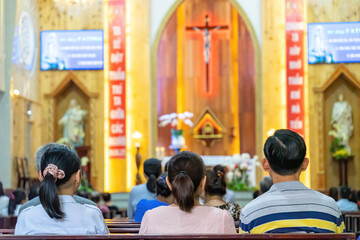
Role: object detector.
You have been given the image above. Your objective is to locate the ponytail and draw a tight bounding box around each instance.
[146,173,157,193]
[39,174,64,219]
[172,172,194,212]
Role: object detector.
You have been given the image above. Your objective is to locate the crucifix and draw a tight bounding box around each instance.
[186,15,229,92]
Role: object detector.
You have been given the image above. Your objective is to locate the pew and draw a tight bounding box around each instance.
[342,211,360,233]
[0,233,355,240]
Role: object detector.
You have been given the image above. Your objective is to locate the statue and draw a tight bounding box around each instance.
[58,99,87,147]
[330,94,353,154]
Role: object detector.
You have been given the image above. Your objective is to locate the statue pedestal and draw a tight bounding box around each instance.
[333,156,353,186]
[75,146,91,183]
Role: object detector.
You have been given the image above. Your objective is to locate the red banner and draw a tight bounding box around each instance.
[286,0,305,137]
[108,0,126,159]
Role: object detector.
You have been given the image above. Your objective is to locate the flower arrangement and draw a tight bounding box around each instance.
[159,111,194,149]
[226,154,258,191]
[329,123,350,160]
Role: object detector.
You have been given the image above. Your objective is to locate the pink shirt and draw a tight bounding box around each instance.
[139,205,236,234]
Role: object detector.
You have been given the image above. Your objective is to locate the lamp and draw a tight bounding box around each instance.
[132,131,143,185]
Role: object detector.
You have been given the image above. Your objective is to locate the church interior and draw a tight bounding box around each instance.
[2,0,360,234]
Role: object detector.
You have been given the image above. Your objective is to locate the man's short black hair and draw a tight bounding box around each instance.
[264,129,306,175]
[340,186,351,199]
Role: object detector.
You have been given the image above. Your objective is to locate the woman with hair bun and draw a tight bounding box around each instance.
[127,158,162,219]
[15,144,108,235]
[139,151,236,234]
[204,165,242,221]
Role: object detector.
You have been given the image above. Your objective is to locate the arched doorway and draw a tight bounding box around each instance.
[151,0,261,157]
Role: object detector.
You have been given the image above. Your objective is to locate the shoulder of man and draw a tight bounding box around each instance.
[73,195,97,206]
[18,197,41,214]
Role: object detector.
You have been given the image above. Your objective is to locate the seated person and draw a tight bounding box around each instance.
[15,145,109,235]
[204,165,241,221]
[8,189,27,216]
[259,176,273,195]
[0,181,9,216]
[135,173,174,222]
[91,191,110,214]
[102,192,118,213]
[19,143,97,215]
[139,151,236,234]
[337,186,358,212]
[240,129,344,233]
[127,158,162,219]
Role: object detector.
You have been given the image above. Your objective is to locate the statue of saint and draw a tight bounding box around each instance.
[58,99,87,147]
[330,94,353,153]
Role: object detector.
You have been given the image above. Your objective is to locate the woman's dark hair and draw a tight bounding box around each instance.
[28,184,40,200]
[102,192,111,202]
[167,151,205,212]
[205,165,226,197]
[8,188,26,215]
[264,129,306,175]
[144,158,162,193]
[0,181,4,196]
[39,144,80,219]
[329,187,338,201]
[156,173,172,198]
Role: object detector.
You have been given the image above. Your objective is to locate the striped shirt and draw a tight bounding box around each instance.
[239,181,345,234]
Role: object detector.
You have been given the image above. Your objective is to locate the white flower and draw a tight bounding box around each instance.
[184,119,194,127]
[159,114,170,121]
[169,112,178,119]
[183,111,194,118]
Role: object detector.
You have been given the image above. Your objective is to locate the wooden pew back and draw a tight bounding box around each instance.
[0,233,355,240]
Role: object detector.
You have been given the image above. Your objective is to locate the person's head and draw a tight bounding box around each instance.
[205,165,226,197]
[340,186,351,199]
[102,192,111,203]
[260,176,273,194]
[28,184,40,200]
[329,187,339,201]
[263,129,308,178]
[39,144,81,219]
[8,188,26,215]
[91,191,100,204]
[77,191,89,199]
[0,181,4,196]
[253,190,260,199]
[350,190,357,203]
[143,158,162,193]
[35,143,58,180]
[156,173,172,197]
[166,151,206,212]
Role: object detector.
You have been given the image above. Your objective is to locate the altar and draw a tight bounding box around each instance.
[162,154,259,188]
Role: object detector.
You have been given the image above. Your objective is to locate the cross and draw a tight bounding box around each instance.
[186,15,229,92]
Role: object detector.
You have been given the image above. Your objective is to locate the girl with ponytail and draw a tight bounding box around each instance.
[139,151,236,234]
[15,144,109,235]
[127,158,162,219]
[204,165,242,221]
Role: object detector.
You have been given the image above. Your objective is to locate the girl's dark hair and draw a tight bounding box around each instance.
[156,173,172,198]
[0,181,4,196]
[39,144,80,219]
[167,151,205,212]
[8,188,26,215]
[205,165,226,197]
[144,158,162,193]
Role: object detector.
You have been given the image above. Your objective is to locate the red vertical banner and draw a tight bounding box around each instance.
[286,0,305,137]
[108,0,126,159]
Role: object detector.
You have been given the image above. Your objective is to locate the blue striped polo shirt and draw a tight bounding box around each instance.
[239,181,345,234]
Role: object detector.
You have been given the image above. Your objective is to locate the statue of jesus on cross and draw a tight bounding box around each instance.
[186,15,228,92]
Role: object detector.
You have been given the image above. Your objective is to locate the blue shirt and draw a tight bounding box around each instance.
[337,199,358,212]
[134,199,168,222]
[127,184,156,219]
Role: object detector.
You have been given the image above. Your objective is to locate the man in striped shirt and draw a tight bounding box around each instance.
[239,129,345,234]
